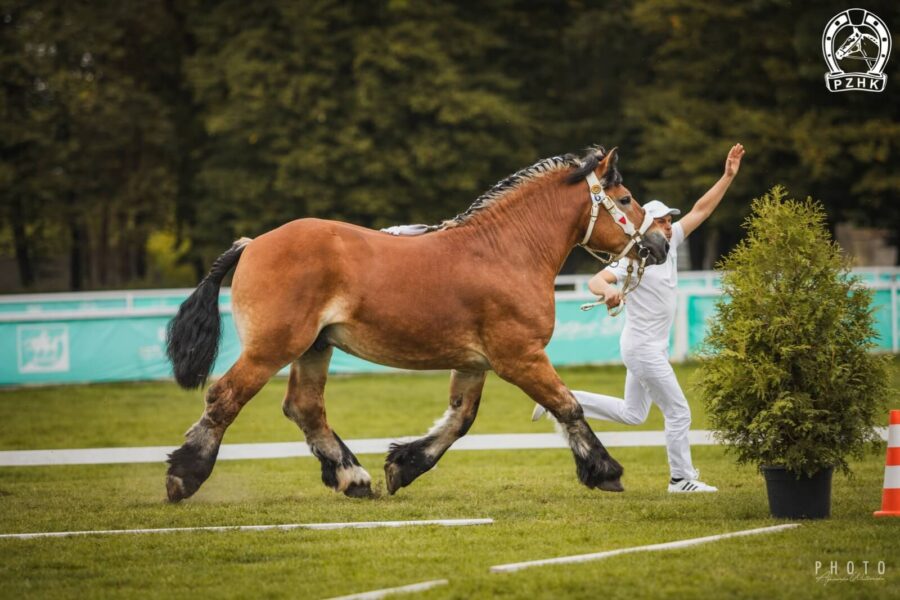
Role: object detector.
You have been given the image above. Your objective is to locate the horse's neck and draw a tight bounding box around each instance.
[447,176,586,277]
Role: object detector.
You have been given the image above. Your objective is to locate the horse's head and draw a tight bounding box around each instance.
[836,27,862,59]
[572,148,669,267]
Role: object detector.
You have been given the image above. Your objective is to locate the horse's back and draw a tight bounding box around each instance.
[250,216,472,276]
[249,217,429,253]
[230,218,442,314]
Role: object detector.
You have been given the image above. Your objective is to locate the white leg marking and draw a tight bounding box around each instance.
[426,407,454,437]
[335,464,372,493]
[558,422,592,459]
[184,421,219,456]
[424,407,460,459]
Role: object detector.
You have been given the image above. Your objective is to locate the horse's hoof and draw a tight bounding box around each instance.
[597,478,624,493]
[166,443,214,502]
[384,463,403,495]
[166,475,187,503]
[384,439,435,495]
[344,481,375,499]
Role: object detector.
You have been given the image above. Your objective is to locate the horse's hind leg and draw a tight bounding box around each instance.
[385,369,486,495]
[282,346,373,498]
[494,350,624,492]
[166,354,279,502]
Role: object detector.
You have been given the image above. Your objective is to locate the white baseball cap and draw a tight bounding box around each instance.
[643,199,681,219]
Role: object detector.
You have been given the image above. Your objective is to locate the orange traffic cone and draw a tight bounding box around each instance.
[874,409,900,517]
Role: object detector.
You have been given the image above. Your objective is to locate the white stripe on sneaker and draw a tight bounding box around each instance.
[669,478,718,493]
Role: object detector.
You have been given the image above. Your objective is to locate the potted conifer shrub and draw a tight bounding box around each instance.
[697,186,889,519]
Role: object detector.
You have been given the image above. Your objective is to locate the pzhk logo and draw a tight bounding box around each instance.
[17,325,70,373]
[823,9,891,92]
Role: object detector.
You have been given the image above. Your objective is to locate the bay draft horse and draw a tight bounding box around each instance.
[165,147,669,502]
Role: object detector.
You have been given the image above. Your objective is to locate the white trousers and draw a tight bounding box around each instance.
[573,341,698,480]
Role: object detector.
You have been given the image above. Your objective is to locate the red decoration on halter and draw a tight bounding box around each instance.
[618,216,627,225]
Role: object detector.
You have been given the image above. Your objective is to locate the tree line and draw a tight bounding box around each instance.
[2,0,898,291]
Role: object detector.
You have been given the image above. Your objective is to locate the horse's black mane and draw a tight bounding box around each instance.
[435,145,621,230]
[565,146,622,187]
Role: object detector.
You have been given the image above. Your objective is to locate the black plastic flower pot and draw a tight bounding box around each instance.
[761,465,833,519]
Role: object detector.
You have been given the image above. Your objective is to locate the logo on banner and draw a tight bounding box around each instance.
[823,9,891,92]
[17,325,70,373]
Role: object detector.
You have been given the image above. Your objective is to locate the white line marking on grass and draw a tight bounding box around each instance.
[4,429,886,466]
[324,579,448,600]
[489,524,800,573]
[0,518,493,541]
[0,431,722,466]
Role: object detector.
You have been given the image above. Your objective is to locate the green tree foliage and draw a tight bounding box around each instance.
[0,3,67,287]
[183,0,536,265]
[1,1,898,290]
[628,0,900,268]
[1,1,181,289]
[697,186,891,476]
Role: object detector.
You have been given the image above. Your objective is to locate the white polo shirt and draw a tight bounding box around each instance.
[604,221,685,348]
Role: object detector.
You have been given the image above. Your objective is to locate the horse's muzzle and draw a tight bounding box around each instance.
[642,231,669,266]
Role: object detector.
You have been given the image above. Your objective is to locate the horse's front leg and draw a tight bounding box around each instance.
[494,349,624,492]
[385,369,486,495]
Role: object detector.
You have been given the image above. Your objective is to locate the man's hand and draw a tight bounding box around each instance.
[724,143,745,178]
[602,287,623,309]
[588,271,623,309]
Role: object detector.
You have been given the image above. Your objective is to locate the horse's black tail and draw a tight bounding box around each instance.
[166,238,252,389]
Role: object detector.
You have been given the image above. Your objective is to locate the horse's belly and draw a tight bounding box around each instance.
[324,325,490,371]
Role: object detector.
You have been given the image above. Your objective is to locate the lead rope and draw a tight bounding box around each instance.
[579,253,648,315]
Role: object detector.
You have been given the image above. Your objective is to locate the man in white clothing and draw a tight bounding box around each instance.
[533,143,745,493]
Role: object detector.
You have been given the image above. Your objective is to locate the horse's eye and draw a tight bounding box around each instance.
[619,195,631,205]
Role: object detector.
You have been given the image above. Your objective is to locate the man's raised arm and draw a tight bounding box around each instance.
[678,143,745,238]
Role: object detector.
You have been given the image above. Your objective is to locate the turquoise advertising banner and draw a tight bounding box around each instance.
[1,273,896,386]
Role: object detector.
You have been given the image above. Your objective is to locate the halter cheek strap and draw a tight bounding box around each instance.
[580,172,654,263]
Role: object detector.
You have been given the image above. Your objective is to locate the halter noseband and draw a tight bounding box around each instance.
[578,171,655,315]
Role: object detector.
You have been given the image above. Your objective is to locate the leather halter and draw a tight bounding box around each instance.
[578,171,655,316]
[578,171,654,264]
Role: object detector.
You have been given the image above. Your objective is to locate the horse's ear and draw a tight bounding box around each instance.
[597,147,618,177]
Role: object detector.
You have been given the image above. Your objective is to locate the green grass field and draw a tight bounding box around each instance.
[1,360,898,599]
